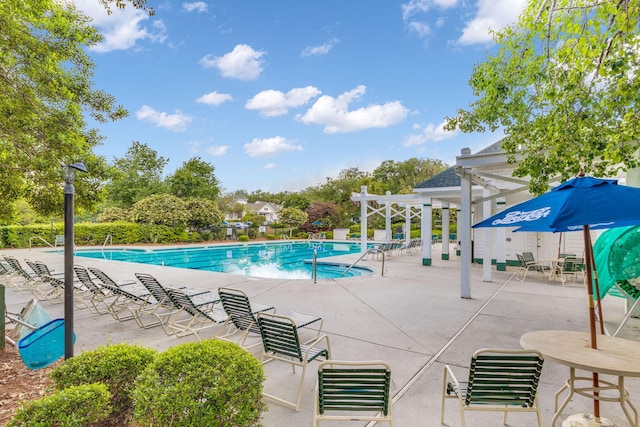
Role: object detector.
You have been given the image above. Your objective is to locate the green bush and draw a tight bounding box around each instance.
[132,340,265,427]
[8,383,111,427]
[266,234,276,240]
[238,234,249,242]
[50,343,157,418]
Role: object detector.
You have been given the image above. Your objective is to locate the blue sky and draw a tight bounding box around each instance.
[74,0,526,193]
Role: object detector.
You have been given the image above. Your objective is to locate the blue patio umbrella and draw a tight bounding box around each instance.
[473,173,640,421]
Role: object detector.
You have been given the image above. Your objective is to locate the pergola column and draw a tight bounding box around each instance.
[441,202,450,260]
[385,191,392,243]
[359,186,368,253]
[459,161,472,299]
[405,204,411,246]
[482,188,492,282]
[495,198,507,271]
[421,198,432,266]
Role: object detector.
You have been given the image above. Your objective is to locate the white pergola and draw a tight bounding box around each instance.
[350,187,453,266]
[353,140,539,299]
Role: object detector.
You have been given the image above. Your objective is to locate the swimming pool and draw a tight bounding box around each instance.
[73,241,373,280]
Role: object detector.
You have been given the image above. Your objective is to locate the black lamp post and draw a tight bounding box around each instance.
[62,161,87,359]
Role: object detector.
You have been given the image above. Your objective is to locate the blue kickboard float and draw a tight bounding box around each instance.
[18,318,75,370]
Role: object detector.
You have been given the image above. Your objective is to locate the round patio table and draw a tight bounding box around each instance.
[520,330,640,427]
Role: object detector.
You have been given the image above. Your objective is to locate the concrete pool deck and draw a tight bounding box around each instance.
[3,242,640,426]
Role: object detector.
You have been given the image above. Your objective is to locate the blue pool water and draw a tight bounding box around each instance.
[74,241,373,280]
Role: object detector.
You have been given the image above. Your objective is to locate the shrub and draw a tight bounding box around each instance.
[8,383,111,427]
[266,234,276,240]
[238,234,249,242]
[50,343,157,419]
[132,340,265,427]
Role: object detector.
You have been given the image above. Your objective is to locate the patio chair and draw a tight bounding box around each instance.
[217,287,322,349]
[134,273,219,334]
[215,287,277,346]
[38,274,93,309]
[87,267,155,324]
[516,253,547,282]
[73,266,116,315]
[441,348,545,427]
[3,256,40,294]
[165,288,228,339]
[134,273,217,308]
[313,360,394,426]
[257,312,331,411]
[558,256,585,285]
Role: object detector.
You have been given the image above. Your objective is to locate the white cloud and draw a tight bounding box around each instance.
[401,0,459,19]
[206,145,229,156]
[196,91,233,106]
[245,86,321,117]
[263,163,277,169]
[243,136,303,157]
[297,85,408,133]
[301,38,340,57]
[401,0,459,38]
[135,105,192,131]
[72,0,167,53]
[200,44,266,81]
[457,0,527,45]
[402,120,457,146]
[183,2,207,13]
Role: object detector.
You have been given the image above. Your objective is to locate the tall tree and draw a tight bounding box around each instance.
[105,141,168,208]
[372,158,448,194]
[0,0,127,220]
[445,0,640,194]
[167,158,221,200]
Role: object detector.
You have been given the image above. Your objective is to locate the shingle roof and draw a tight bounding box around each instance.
[414,167,460,189]
[414,139,507,189]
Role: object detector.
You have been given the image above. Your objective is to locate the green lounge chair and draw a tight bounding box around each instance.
[314,360,393,426]
[441,348,544,427]
[257,312,331,411]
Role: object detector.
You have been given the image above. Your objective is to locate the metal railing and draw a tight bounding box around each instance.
[102,234,112,249]
[29,236,54,250]
[342,247,384,277]
[312,250,318,283]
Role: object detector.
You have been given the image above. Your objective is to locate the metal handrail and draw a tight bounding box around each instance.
[29,236,54,250]
[312,250,318,283]
[102,234,112,249]
[342,247,384,277]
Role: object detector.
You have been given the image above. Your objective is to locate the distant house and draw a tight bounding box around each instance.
[225,198,282,223]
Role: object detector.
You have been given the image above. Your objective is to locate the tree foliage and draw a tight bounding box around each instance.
[446,0,640,194]
[97,206,129,223]
[185,197,223,230]
[305,201,341,229]
[0,0,127,221]
[372,158,448,194]
[278,207,308,228]
[105,142,168,207]
[168,157,221,200]
[99,0,155,15]
[129,194,189,227]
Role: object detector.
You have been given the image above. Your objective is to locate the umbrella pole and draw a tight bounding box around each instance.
[583,226,601,420]
[585,231,606,335]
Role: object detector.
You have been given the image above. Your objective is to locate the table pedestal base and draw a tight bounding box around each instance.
[553,368,638,427]
[562,414,615,426]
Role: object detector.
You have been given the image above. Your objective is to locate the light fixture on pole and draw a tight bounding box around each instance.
[62,161,87,359]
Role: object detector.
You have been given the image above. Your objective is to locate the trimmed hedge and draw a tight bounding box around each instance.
[50,343,158,420]
[0,222,204,248]
[132,340,265,427]
[7,383,111,427]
